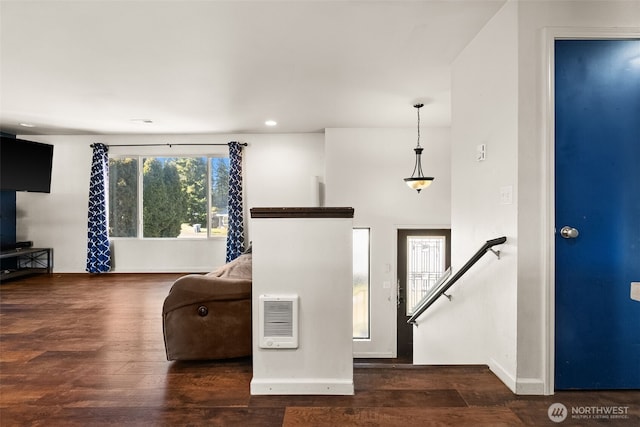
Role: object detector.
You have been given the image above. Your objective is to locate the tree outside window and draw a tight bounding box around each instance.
[109,157,137,237]
[108,156,229,239]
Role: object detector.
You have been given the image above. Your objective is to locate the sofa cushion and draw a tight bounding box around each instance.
[205,253,252,280]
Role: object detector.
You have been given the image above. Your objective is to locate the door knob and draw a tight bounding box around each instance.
[560,226,579,239]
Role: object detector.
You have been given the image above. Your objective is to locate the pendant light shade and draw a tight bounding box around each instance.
[404,103,434,193]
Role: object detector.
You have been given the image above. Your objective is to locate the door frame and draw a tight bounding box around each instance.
[389,224,450,359]
[396,228,452,361]
[541,27,640,395]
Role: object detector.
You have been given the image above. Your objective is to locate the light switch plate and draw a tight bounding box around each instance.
[476,144,486,161]
[500,185,513,205]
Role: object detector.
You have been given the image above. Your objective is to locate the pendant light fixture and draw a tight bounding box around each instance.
[404,103,434,192]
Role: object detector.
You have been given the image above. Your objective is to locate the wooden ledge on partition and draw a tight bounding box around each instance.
[250,207,354,219]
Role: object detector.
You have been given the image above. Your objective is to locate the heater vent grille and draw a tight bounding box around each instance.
[263,301,293,337]
[259,295,298,349]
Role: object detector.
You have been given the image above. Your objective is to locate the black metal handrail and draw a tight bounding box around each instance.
[407,236,507,325]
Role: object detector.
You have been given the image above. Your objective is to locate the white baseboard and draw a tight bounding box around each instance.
[489,358,546,395]
[250,378,354,395]
[515,377,545,395]
[489,358,516,393]
[110,268,210,273]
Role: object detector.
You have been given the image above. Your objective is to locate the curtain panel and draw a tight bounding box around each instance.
[86,143,111,273]
[226,141,245,262]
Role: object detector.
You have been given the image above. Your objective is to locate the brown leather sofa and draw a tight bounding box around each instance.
[162,253,252,361]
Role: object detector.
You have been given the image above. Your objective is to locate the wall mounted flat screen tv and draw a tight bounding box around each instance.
[0,137,54,193]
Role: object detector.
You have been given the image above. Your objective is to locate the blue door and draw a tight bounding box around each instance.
[555,39,640,389]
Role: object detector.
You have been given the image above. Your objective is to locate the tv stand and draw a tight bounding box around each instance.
[0,247,53,282]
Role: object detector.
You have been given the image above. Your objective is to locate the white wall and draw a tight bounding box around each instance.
[413,1,518,392]
[251,214,354,395]
[15,139,90,273]
[325,127,451,357]
[16,133,324,272]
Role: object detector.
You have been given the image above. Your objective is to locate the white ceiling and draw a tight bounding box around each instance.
[0,0,505,135]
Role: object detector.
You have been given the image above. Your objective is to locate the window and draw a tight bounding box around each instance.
[353,228,370,339]
[108,156,229,238]
[406,235,447,315]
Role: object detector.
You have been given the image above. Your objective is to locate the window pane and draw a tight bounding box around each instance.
[406,236,446,315]
[108,157,138,237]
[142,157,208,238]
[210,157,229,237]
[175,157,208,239]
[353,228,370,339]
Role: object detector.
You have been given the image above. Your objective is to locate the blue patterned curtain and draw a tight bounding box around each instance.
[226,141,245,262]
[86,143,111,273]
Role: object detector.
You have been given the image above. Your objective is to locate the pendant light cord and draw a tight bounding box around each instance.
[417,109,420,148]
[415,103,422,148]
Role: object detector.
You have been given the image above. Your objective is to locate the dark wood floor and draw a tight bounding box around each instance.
[1,274,638,426]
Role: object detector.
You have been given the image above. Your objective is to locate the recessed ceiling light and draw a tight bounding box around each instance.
[130,119,153,124]
[19,123,36,128]
[265,120,277,127]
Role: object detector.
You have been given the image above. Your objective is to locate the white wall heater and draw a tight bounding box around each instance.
[259,295,299,349]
